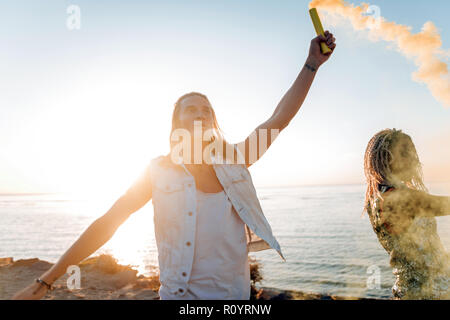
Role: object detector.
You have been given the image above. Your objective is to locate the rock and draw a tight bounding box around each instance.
[0,257,13,266]
[134,279,153,289]
[73,292,86,299]
[133,289,159,300]
[255,288,273,300]
[134,277,160,290]
[270,292,292,300]
[113,269,138,289]
[29,260,53,271]
[10,258,40,267]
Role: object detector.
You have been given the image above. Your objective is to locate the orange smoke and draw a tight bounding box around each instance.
[309,0,450,108]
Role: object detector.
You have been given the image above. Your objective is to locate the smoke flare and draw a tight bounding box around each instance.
[310,0,450,107]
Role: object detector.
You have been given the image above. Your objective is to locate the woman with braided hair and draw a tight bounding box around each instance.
[364,129,450,299]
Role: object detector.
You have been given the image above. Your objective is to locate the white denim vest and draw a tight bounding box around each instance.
[149,155,285,297]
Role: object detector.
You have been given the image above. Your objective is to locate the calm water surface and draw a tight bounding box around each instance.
[1,182,449,299]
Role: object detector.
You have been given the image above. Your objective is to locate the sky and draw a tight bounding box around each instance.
[0,0,449,196]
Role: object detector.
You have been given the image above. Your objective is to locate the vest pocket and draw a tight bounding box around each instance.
[152,181,185,223]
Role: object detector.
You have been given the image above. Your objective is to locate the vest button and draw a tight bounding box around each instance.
[188,211,192,216]
[178,288,184,293]
[186,241,191,246]
[182,272,187,277]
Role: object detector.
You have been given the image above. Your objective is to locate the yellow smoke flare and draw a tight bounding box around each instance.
[309,8,333,54]
[309,0,450,108]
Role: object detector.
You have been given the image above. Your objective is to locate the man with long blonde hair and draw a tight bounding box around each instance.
[13,31,337,300]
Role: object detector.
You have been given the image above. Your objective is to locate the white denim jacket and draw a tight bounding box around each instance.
[149,155,285,297]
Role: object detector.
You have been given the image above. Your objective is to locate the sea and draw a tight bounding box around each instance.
[1,182,449,299]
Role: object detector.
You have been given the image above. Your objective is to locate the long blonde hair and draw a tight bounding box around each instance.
[363,129,427,213]
[169,92,233,162]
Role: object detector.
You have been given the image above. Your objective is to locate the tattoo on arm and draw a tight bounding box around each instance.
[304,63,317,72]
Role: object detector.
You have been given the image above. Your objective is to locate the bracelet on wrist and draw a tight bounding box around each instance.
[35,278,54,291]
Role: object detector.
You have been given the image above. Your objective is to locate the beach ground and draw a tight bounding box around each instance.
[0,254,366,300]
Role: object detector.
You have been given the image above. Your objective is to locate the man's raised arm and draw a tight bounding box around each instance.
[236,31,336,167]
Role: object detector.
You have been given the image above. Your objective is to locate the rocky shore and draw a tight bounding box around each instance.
[0,255,367,300]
